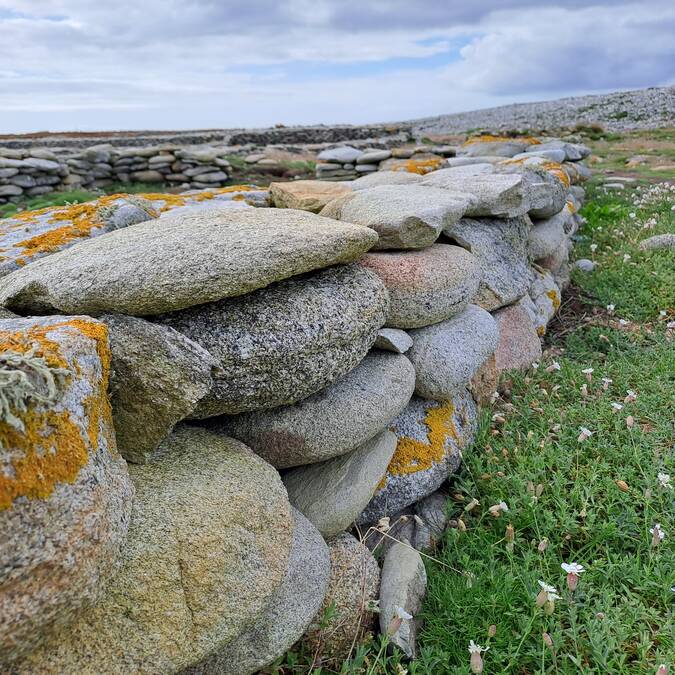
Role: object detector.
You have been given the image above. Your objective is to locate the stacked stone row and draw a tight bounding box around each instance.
[0,148,68,204]
[0,136,589,674]
[315,144,456,181]
[0,144,234,203]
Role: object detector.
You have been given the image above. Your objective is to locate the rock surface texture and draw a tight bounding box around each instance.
[0,208,378,315]
[358,244,482,328]
[185,509,330,675]
[359,390,478,523]
[102,314,217,462]
[213,351,413,467]
[13,426,294,674]
[283,430,397,537]
[321,184,468,250]
[159,264,389,417]
[0,316,132,668]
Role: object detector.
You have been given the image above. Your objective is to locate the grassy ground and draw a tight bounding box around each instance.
[278,179,673,674]
[390,182,673,674]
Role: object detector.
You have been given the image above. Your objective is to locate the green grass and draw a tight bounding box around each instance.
[277,181,674,674]
[412,182,675,673]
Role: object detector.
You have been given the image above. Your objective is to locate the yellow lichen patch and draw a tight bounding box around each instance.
[537,326,546,337]
[566,200,576,213]
[393,158,444,175]
[0,319,113,510]
[541,162,570,188]
[546,289,561,310]
[386,401,457,477]
[14,194,135,262]
[0,409,88,510]
[463,135,541,146]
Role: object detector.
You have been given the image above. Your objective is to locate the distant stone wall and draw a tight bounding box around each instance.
[0,144,234,204]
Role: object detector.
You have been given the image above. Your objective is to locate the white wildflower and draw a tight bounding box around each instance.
[578,427,592,442]
[658,473,672,490]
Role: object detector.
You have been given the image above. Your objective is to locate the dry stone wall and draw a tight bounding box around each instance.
[0,134,590,673]
[0,144,235,204]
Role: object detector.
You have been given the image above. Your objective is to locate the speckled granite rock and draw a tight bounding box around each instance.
[421,171,530,218]
[638,233,675,251]
[523,268,561,336]
[184,509,329,675]
[0,208,378,316]
[102,314,217,463]
[407,305,499,400]
[283,430,397,537]
[320,184,469,250]
[270,180,352,213]
[358,390,477,524]
[0,316,132,668]
[358,244,481,329]
[301,533,380,663]
[444,216,534,311]
[492,303,542,372]
[159,264,388,417]
[350,170,424,190]
[13,426,294,675]
[528,211,568,260]
[379,543,427,658]
[210,351,413,467]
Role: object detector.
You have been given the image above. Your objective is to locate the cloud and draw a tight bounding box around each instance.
[0,0,672,132]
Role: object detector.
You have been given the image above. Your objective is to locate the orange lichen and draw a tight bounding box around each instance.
[0,318,113,510]
[387,401,458,477]
[463,135,541,146]
[541,162,571,188]
[13,194,136,262]
[537,326,546,337]
[392,158,444,175]
[0,408,88,510]
[546,289,561,310]
[566,200,576,213]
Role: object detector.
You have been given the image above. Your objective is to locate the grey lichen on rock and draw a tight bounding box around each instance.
[12,426,294,675]
[101,313,217,463]
[159,264,389,417]
[0,208,378,316]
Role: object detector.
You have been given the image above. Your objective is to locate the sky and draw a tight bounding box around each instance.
[1,0,674,133]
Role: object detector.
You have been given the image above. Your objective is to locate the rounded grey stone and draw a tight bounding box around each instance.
[407,304,499,400]
[210,351,414,466]
[184,509,330,675]
[283,430,397,538]
[160,264,389,417]
[358,390,477,524]
[444,216,534,310]
[321,184,469,250]
[574,258,595,272]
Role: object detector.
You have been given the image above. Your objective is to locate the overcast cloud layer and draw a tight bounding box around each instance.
[1,0,674,133]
